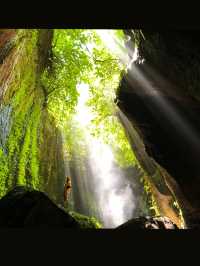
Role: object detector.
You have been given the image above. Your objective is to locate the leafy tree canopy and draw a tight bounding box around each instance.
[41,29,138,168]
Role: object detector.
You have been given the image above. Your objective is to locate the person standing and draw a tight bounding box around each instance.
[64,176,72,206]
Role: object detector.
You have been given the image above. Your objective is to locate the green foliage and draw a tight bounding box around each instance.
[17,117,31,185]
[62,118,88,161]
[0,29,167,225]
[17,102,41,188]
[6,97,33,187]
[41,29,135,169]
[0,148,9,198]
[0,29,43,196]
[89,114,137,168]
[5,50,37,188]
[69,211,102,228]
[140,175,160,216]
[41,30,94,126]
[170,198,184,221]
[114,30,126,42]
[41,30,125,127]
[49,30,136,168]
[30,103,41,189]
[3,30,38,105]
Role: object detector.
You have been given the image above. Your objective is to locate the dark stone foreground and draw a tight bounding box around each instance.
[116,216,178,229]
[0,186,80,227]
[0,186,179,228]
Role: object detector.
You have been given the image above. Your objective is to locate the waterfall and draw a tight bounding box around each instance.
[61,83,146,228]
[86,137,136,228]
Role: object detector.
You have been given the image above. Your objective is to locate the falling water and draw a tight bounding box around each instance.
[58,31,148,228]
[87,137,136,228]
[63,83,145,228]
[55,30,189,228]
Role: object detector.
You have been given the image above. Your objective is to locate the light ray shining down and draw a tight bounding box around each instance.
[95,30,138,67]
[96,30,200,154]
[94,29,200,226]
[72,82,136,228]
[68,31,148,227]
[129,65,200,151]
[66,30,199,228]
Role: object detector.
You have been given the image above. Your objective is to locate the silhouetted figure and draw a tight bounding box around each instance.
[64,176,72,204]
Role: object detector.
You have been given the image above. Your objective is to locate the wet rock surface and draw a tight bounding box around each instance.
[116,216,179,229]
[183,210,200,229]
[118,31,200,212]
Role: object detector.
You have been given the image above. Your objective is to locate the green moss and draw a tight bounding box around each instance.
[12,99,42,189]
[0,30,44,197]
[69,211,102,229]
[169,198,184,226]
[0,148,9,197]
[17,120,31,185]
[29,102,42,189]
[3,30,38,106]
[140,175,160,216]
[6,94,34,187]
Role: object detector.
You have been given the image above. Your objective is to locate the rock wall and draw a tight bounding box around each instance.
[0,29,65,204]
[118,30,200,225]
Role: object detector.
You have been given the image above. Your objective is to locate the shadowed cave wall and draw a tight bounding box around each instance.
[118,30,200,211]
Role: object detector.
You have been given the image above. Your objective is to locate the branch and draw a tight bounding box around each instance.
[40,83,57,102]
[94,58,119,63]
[46,87,59,97]
[84,44,119,64]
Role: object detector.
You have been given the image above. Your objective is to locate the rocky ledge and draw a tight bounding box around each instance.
[0,186,184,229]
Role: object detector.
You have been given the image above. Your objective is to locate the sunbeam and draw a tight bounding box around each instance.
[67,81,137,228]
[127,64,200,152]
[95,29,137,67]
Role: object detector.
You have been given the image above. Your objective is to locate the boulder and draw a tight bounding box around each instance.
[116,216,178,229]
[0,186,80,227]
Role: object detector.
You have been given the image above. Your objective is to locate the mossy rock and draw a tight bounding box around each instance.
[69,211,102,229]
